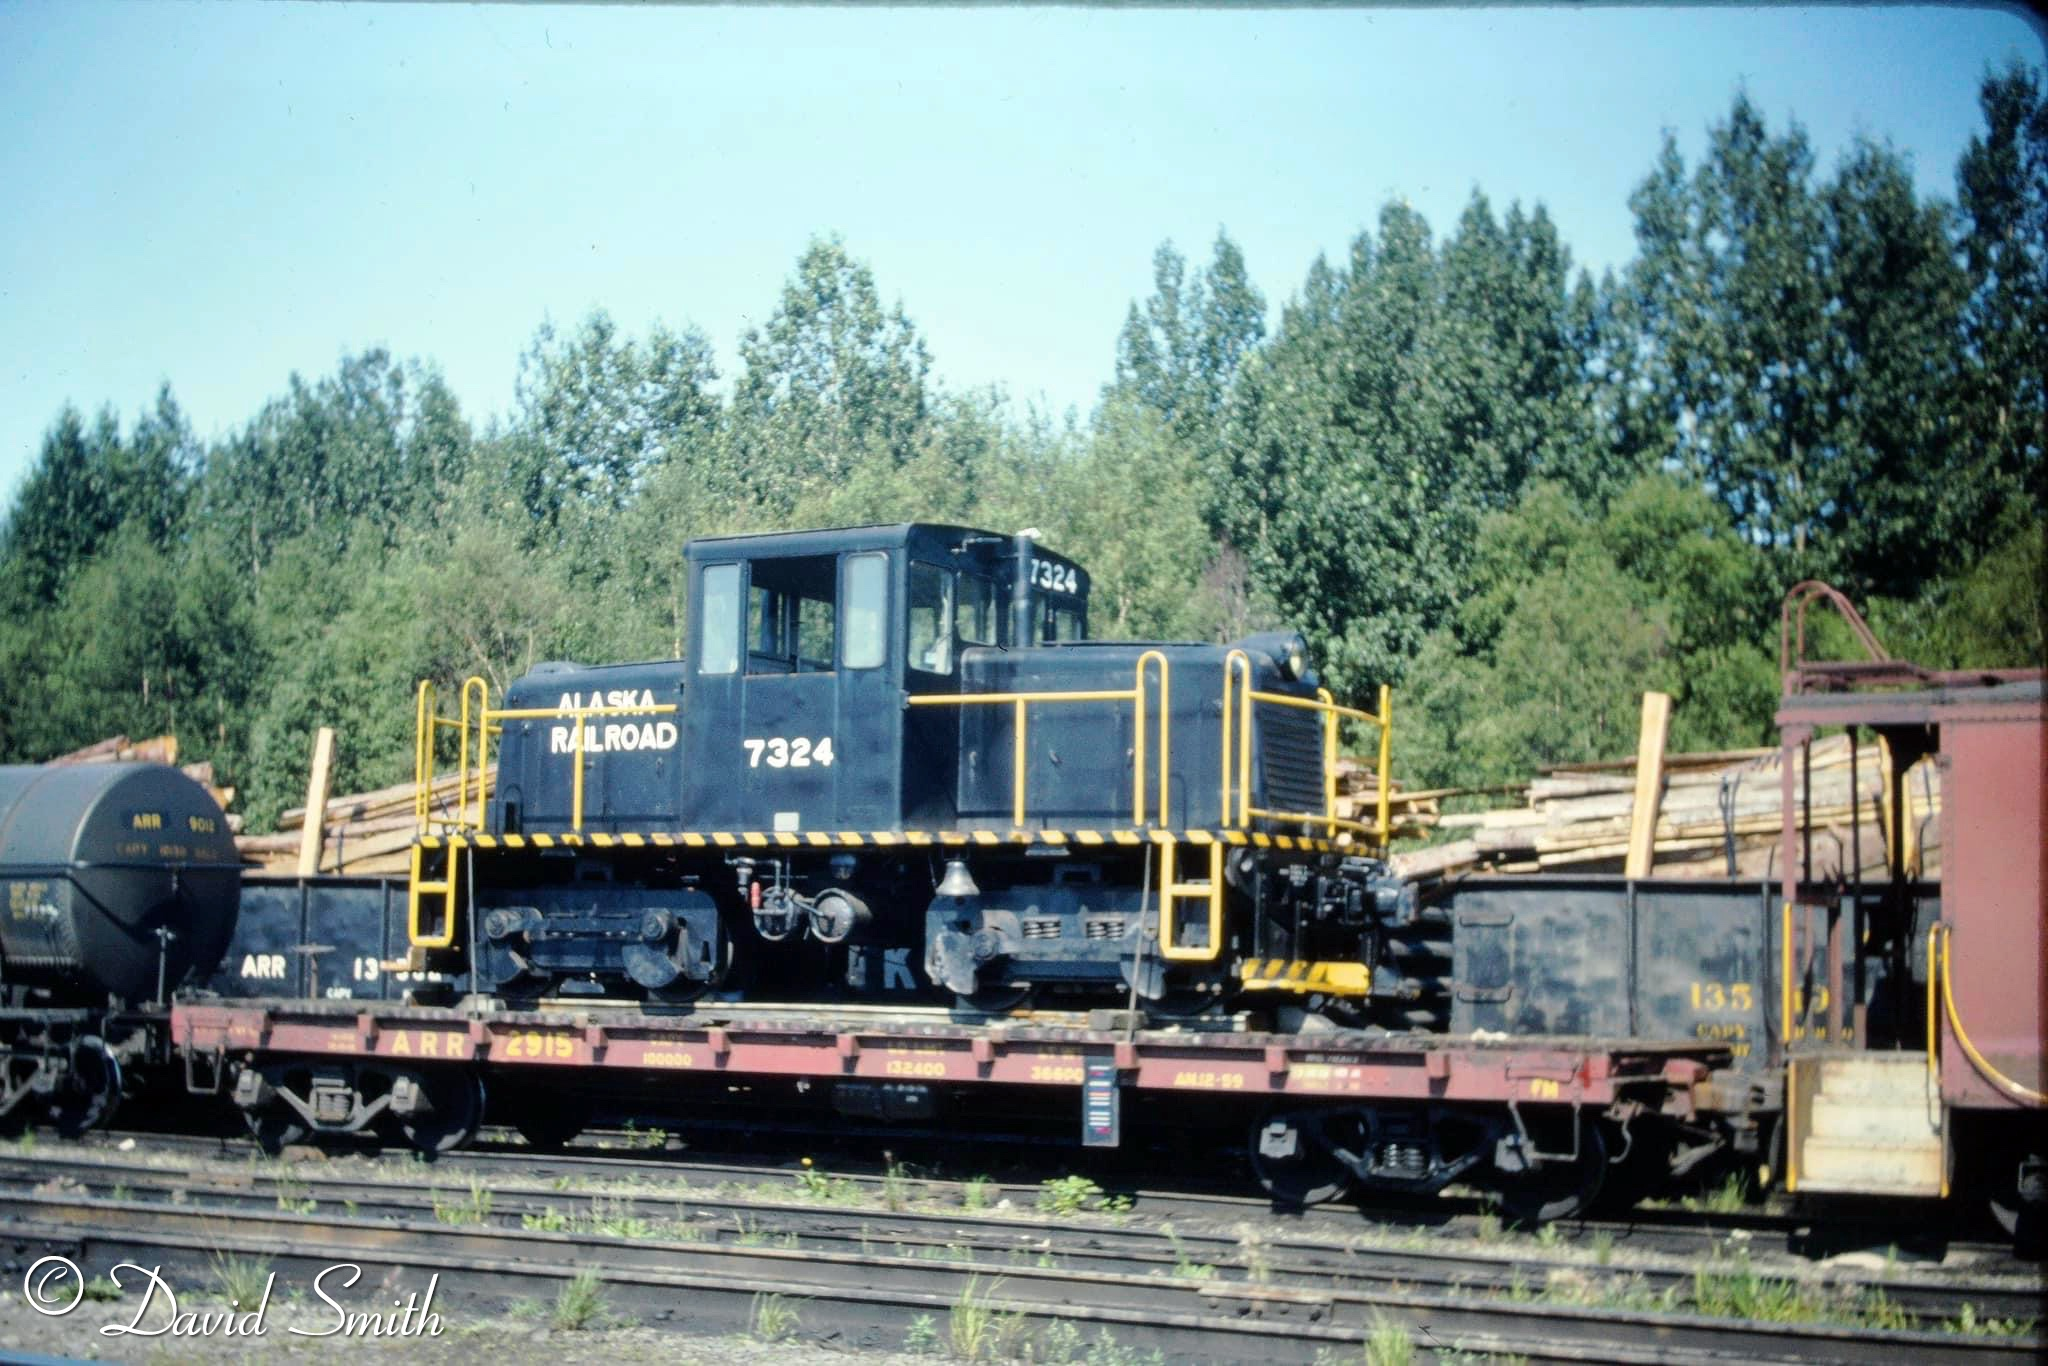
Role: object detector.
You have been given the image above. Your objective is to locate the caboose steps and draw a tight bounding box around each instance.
[1791,1053,1944,1197]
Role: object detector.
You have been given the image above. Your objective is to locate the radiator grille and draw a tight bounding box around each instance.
[1257,702,1326,818]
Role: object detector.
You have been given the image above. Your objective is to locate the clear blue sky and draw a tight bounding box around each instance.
[1,4,2040,501]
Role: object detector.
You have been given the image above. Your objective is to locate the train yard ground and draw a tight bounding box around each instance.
[0,1129,2038,1364]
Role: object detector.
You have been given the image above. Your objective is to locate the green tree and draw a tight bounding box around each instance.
[730,238,931,514]
[1954,62,2047,521]
[512,310,722,525]
[0,387,192,609]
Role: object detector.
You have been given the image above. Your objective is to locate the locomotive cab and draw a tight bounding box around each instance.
[680,524,1089,834]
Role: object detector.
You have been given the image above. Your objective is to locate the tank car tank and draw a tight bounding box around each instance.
[0,762,241,1004]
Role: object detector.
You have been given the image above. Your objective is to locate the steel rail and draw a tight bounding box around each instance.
[75,1127,2018,1269]
[1,1189,2037,1364]
[6,1151,2039,1328]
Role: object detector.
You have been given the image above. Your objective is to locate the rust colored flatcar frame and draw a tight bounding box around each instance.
[171,1001,1722,1117]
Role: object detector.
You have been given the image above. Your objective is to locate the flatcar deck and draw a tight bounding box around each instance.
[172,998,1728,1114]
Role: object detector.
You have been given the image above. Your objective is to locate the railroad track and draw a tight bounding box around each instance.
[78,1125,2017,1271]
[1,1146,2038,1362]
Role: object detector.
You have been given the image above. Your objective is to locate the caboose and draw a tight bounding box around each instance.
[407,523,1422,1022]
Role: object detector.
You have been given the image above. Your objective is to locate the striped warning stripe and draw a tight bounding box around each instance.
[1238,958,1375,997]
[416,828,1349,856]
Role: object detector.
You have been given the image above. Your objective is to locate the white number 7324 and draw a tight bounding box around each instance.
[743,736,835,768]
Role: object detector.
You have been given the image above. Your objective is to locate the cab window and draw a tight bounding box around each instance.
[908,562,957,674]
[697,563,741,675]
[747,554,836,673]
[841,552,887,669]
[1028,596,1087,643]
[957,574,996,646]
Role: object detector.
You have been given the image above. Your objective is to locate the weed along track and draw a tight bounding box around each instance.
[0,1142,2038,1362]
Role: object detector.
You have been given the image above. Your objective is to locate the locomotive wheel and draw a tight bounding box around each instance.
[954,984,1036,1015]
[1250,1110,1358,1208]
[1145,987,1230,1023]
[1495,1116,1607,1225]
[399,1071,485,1156]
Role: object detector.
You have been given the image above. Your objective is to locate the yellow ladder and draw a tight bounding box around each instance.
[1158,840,1224,962]
[405,842,458,955]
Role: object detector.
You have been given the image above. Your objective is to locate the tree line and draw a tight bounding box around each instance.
[2,72,2041,827]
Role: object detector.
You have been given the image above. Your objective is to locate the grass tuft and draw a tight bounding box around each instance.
[750,1290,802,1342]
[551,1268,609,1331]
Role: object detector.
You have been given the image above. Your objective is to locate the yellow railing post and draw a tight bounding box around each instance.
[1221,651,1251,826]
[1318,687,1338,837]
[1136,651,1170,826]
[461,676,491,829]
[572,712,588,832]
[1012,697,1028,827]
[413,680,436,831]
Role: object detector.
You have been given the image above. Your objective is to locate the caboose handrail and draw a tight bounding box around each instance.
[1221,651,1392,845]
[906,652,1171,827]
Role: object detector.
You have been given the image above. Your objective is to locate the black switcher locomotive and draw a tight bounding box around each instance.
[408,523,1432,1024]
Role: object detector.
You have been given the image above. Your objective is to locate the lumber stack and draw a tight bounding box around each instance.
[1389,732,1941,883]
[1330,757,1458,841]
[234,770,487,877]
[45,733,241,831]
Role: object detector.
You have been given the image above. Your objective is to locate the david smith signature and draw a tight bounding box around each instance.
[22,1256,444,1339]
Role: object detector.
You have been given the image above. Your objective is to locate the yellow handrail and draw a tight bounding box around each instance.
[485,700,679,831]
[908,654,1170,828]
[460,676,491,829]
[414,680,435,828]
[1222,651,1391,843]
[414,679,483,833]
[413,677,676,835]
[1937,923,2047,1104]
[1782,900,1795,1049]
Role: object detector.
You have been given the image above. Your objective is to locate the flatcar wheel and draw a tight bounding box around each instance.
[1250,1111,1357,1208]
[400,1072,485,1156]
[245,1107,310,1156]
[515,1103,589,1152]
[1495,1116,1606,1225]
[51,1036,122,1138]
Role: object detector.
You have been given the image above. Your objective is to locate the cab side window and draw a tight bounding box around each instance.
[697,563,741,675]
[746,554,837,674]
[841,552,887,670]
[908,562,957,674]
[957,574,996,646]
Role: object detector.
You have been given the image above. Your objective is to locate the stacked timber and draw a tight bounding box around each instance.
[1330,758,1447,842]
[45,734,241,831]
[233,770,488,877]
[1389,733,1941,883]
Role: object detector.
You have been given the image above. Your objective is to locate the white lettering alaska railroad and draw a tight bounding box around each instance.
[549,689,679,756]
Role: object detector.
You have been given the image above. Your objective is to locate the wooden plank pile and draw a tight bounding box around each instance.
[1388,732,1941,883]
[1330,757,1460,842]
[46,734,241,831]
[234,769,486,877]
